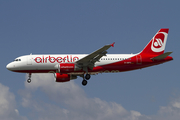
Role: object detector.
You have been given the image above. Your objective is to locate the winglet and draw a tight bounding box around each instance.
[110,42,115,47]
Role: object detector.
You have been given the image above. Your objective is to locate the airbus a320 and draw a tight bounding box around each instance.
[6,28,173,86]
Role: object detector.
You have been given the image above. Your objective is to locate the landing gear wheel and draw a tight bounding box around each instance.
[27,79,31,83]
[85,74,91,80]
[82,80,87,86]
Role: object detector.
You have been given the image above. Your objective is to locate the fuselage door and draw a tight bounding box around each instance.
[27,54,32,65]
[136,55,142,64]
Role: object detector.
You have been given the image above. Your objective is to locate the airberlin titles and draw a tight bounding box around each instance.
[34,55,79,63]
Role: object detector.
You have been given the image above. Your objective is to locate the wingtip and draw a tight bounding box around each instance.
[110,42,115,47]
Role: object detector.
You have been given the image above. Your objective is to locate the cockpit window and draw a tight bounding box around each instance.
[14,59,21,62]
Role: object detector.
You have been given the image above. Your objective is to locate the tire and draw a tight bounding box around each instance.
[27,79,31,83]
[85,74,91,80]
[82,80,87,86]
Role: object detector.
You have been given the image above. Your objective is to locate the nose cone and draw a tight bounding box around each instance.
[6,63,14,71]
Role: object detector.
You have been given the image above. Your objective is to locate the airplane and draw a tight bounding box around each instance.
[6,28,173,86]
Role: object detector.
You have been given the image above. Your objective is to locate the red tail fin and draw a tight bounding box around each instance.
[140,28,169,55]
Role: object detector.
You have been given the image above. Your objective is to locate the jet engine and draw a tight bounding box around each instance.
[55,73,77,82]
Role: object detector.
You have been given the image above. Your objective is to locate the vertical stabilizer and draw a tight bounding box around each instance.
[140,28,169,55]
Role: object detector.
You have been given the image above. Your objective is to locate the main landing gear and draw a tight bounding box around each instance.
[82,74,91,86]
[27,73,31,83]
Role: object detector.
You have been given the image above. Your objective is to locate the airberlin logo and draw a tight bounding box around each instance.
[154,38,163,47]
[151,32,168,52]
[34,55,79,63]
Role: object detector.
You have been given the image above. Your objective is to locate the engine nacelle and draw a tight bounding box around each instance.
[57,63,81,73]
[55,73,77,82]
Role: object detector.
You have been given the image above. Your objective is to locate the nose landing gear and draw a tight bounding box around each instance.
[27,73,31,83]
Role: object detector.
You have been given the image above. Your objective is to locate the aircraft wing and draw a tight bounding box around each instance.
[75,42,115,70]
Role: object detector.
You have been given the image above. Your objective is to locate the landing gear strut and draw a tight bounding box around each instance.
[27,73,31,83]
[81,74,91,86]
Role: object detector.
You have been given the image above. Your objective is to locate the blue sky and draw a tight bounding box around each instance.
[1,1,180,120]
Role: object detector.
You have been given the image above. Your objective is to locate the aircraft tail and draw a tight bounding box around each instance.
[140,28,169,55]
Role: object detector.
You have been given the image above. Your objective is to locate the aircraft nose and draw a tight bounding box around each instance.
[6,63,14,71]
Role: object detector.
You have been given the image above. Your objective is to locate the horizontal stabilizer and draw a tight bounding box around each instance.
[151,52,173,60]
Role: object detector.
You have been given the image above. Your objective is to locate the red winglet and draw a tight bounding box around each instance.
[110,42,115,47]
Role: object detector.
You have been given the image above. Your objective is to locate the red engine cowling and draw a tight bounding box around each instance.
[57,63,81,73]
[55,73,77,82]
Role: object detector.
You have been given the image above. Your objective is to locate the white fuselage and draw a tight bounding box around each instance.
[6,54,136,73]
